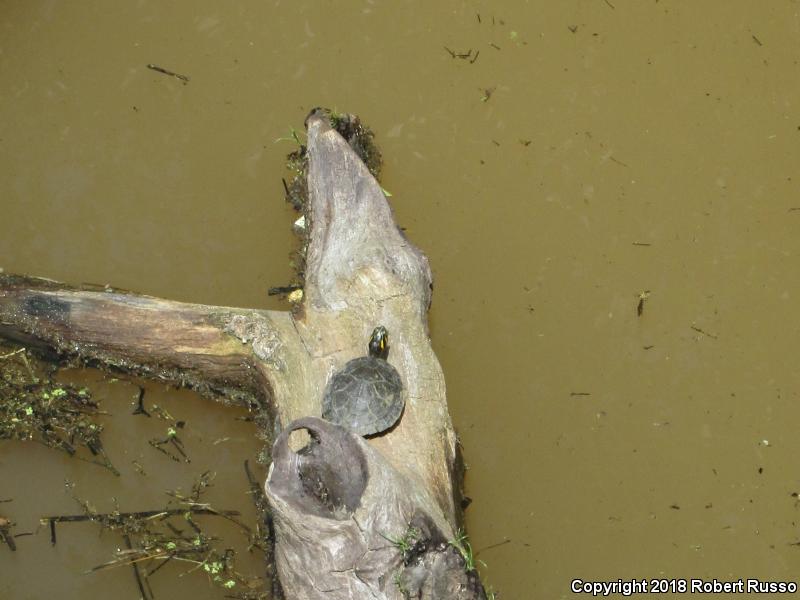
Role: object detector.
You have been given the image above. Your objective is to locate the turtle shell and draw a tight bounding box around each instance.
[321,355,404,436]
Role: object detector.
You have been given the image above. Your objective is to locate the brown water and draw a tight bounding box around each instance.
[0,371,268,599]
[2,1,800,598]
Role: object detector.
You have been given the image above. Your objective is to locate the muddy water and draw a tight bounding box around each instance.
[0,370,269,599]
[2,1,800,598]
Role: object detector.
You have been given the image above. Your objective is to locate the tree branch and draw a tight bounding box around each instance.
[0,274,272,404]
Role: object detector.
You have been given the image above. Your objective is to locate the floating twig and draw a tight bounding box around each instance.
[42,507,242,551]
[690,325,718,339]
[42,508,241,525]
[637,290,651,317]
[132,386,150,417]
[609,155,628,167]
[444,47,476,60]
[475,538,511,555]
[0,347,25,360]
[149,422,190,463]
[146,64,190,83]
[124,533,153,600]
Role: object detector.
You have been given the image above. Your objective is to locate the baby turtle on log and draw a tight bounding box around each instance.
[321,326,405,436]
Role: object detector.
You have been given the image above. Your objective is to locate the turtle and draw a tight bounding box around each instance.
[321,326,405,436]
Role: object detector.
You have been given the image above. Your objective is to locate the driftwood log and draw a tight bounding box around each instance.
[0,111,485,599]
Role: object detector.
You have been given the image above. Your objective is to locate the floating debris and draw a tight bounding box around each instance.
[443,47,475,60]
[690,325,718,340]
[132,386,150,416]
[637,290,651,317]
[0,515,16,551]
[46,474,269,599]
[146,63,190,83]
[149,420,190,463]
[0,345,117,474]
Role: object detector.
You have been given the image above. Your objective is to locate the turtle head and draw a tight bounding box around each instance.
[368,326,389,360]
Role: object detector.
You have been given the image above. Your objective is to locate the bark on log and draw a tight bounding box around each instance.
[0,275,273,405]
[0,110,481,599]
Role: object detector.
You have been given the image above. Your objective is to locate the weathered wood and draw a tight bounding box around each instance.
[266,417,484,599]
[278,113,460,525]
[0,274,276,405]
[0,110,483,598]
